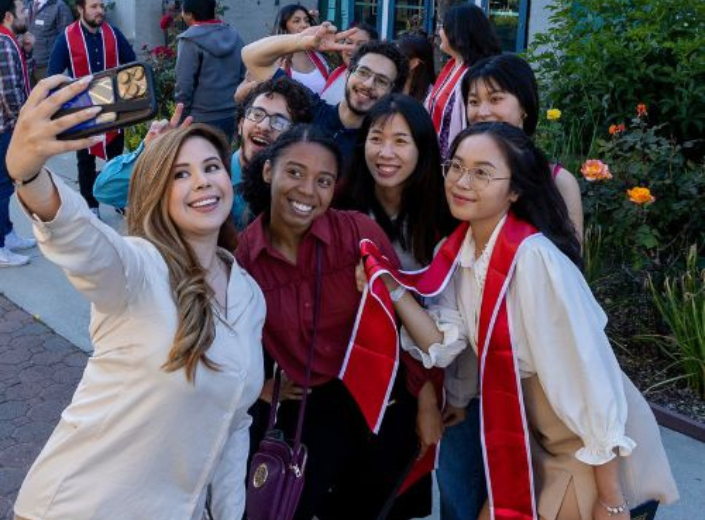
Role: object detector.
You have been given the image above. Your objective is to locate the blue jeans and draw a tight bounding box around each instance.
[437,398,486,520]
[0,130,15,248]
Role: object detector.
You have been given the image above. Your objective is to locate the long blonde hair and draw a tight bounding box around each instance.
[127,124,232,382]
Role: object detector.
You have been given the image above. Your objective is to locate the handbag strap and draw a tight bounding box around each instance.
[267,244,323,455]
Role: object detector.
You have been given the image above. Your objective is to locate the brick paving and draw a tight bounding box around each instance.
[0,295,87,520]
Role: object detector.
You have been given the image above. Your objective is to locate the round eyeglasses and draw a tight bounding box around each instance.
[245,107,292,132]
[351,66,393,91]
[442,160,510,191]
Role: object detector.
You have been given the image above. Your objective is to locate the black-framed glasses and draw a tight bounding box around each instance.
[442,159,510,191]
[351,66,393,91]
[244,106,291,132]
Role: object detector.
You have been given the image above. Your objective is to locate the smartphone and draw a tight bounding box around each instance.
[53,62,158,140]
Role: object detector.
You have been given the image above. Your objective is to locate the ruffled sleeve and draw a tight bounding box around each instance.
[400,270,470,369]
[510,237,636,465]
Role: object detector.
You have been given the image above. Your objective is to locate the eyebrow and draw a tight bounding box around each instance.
[454,158,498,169]
[284,160,337,178]
[172,156,221,169]
[252,104,291,119]
[369,128,411,136]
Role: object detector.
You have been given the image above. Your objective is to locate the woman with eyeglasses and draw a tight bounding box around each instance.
[321,22,378,105]
[273,3,330,94]
[357,122,678,520]
[426,4,500,159]
[237,123,439,520]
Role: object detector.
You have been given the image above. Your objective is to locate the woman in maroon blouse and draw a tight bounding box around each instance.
[236,124,431,520]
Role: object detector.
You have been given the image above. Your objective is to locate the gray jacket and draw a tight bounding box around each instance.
[27,0,74,67]
[175,23,246,123]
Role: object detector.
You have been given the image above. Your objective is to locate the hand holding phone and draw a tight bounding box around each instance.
[52,62,158,140]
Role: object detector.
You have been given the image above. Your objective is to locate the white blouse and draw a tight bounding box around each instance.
[401,217,636,466]
[14,176,265,520]
[290,53,329,95]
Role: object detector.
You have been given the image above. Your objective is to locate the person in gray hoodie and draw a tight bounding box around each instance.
[175,0,246,142]
[25,0,74,84]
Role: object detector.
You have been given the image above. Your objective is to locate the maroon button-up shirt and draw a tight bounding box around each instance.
[236,209,428,395]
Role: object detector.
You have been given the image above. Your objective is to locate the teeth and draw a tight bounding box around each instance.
[291,201,313,213]
[190,197,217,208]
[251,136,269,146]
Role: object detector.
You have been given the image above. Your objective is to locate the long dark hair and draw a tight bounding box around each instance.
[443,4,501,65]
[461,54,540,136]
[272,3,314,35]
[339,94,456,265]
[447,123,582,267]
[241,124,342,216]
[397,32,436,103]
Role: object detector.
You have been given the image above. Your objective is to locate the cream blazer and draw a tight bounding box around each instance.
[14,176,265,520]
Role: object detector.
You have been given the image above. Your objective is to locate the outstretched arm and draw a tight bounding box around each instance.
[241,22,357,81]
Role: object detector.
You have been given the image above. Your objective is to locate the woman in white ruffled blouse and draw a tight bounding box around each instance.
[8,76,265,520]
[361,122,678,520]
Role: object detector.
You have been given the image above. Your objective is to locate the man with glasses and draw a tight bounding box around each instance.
[93,76,313,230]
[242,22,408,164]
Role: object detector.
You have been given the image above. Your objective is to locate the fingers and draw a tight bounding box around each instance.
[39,75,93,118]
[169,103,184,127]
[335,27,359,41]
[51,106,102,134]
[179,115,194,129]
[25,74,74,108]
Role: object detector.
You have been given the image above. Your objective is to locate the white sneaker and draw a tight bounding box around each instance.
[0,246,29,267]
[4,230,37,250]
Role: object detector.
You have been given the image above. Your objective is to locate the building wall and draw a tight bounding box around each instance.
[528,0,552,45]
[224,0,318,43]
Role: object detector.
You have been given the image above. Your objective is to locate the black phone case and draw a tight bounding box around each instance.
[54,61,158,140]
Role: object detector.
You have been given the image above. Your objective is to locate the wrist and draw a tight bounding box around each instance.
[597,496,628,517]
[12,167,46,189]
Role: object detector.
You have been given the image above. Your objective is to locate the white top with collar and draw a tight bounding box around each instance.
[401,216,635,466]
[14,175,265,520]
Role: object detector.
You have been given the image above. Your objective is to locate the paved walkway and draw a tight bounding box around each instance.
[0,153,703,519]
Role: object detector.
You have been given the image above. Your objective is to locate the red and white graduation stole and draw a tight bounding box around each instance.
[0,26,30,96]
[321,64,347,93]
[425,58,467,133]
[65,21,119,159]
[477,212,539,520]
[284,51,330,80]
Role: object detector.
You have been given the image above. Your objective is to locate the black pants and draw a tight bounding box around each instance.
[249,375,423,520]
[76,132,125,208]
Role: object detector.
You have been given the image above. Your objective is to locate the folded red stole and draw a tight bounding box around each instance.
[322,64,347,92]
[65,21,119,159]
[0,27,30,96]
[425,58,467,133]
[477,213,538,520]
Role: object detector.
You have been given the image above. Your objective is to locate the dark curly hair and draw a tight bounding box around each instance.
[241,124,342,217]
[447,123,582,267]
[338,94,456,265]
[349,40,410,93]
[234,76,314,149]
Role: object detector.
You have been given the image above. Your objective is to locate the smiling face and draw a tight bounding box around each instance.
[284,8,311,34]
[445,134,517,226]
[238,92,292,166]
[365,113,418,192]
[263,142,338,235]
[466,78,525,129]
[344,53,397,116]
[79,0,105,28]
[167,136,234,242]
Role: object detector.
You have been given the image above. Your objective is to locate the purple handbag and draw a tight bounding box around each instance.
[245,246,322,520]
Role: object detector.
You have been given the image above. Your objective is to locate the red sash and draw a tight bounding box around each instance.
[284,50,330,80]
[425,58,467,132]
[357,213,539,520]
[322,64,347,93]
[65,21,119,159]
[0,27,30,96]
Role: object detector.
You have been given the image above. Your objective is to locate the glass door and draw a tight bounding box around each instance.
[391,0,432,37]
[482,0,529,52]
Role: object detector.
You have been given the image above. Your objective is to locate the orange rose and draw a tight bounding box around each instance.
[627,187,655,204]
[609,123,626,135]
[636,103,648,118]
[580,159,613,182]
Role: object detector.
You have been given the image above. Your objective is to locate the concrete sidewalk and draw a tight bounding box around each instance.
[0,152,703,519]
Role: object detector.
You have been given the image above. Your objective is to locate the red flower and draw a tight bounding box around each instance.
[609,123,626,136]
[636,103,648,118]
[151,45,175,59]
[159,14,173,31]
